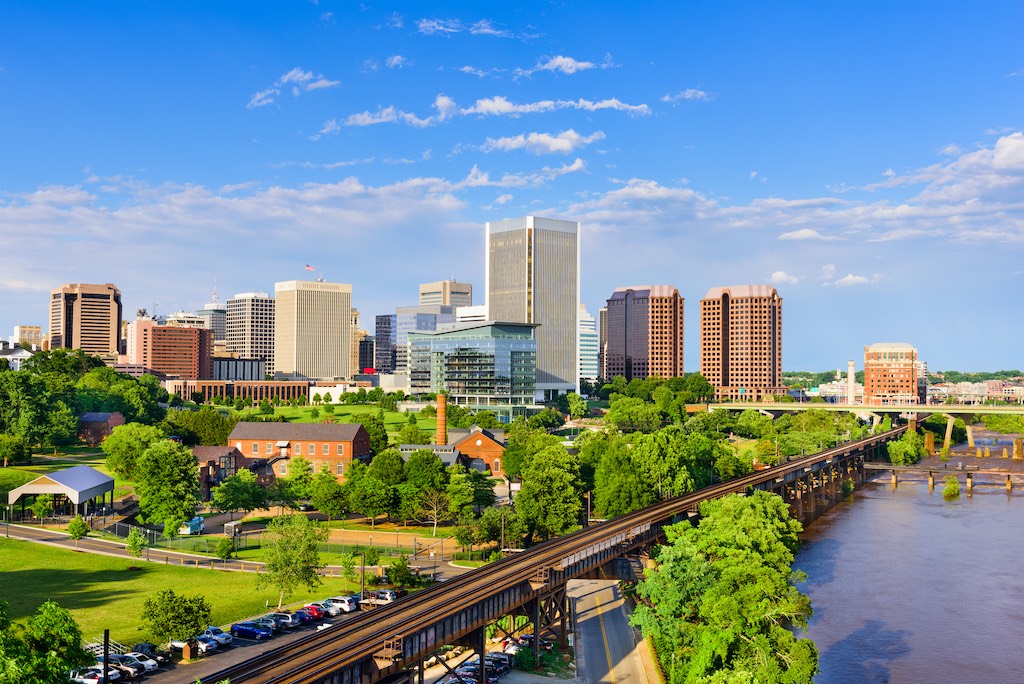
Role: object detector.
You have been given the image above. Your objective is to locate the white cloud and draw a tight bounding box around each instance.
[247,67,339,108]
[495,194,513,204]
[362,59,380,73]
[778,228,835,241]
[834,274,872,287]
[462,96,650,117]
[482,130,605,155]
[416,17,538,39]
[458,66,489,78]
[388,12,404,29]
[515,55,597,78]
[416,18,463,35]
[939,143,962,156]
[386,55,410,69]
[770,271,799,285]
[345,106,400,126]
[883,168,896,177]
[661,88,712,103]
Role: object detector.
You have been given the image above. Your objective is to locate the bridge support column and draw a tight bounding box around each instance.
[966,472,973,495]
[967,425,975,449]
[908,417,917,434]
[943,415,955,452]
[984,446,991,458]
[1014,438,1022,460]
[924,432,935,455]
[1008,475,1013,493]
[976,447,982,458]
[792,486,803,522]
[928,471,934,492]
[805,475,816,516]
[528,597,541,664]
[475,626,488,684]
[891,470,898,488]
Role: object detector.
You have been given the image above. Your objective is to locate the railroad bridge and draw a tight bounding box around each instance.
[203,428,904,684]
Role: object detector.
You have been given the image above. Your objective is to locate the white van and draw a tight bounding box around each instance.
[179,516,205,535]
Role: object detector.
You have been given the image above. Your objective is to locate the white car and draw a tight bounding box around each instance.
[203,626,234,646]
[123,651,159,672]
[311,600,341,616]
[325,596,358,613]
[71,668,121,683]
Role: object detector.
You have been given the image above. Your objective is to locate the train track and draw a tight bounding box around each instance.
[204,428,902,684]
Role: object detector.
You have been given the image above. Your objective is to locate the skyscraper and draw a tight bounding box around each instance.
[374,314,397,373]
[48,283,123,357]
[419,280,473,307]
[863,342,924,405]
[699,285,783,401]
[226,292,275,374]
[274,280,352,380]
[195,294,227,342]
[604,285,684,381]
[126,315,213,380]
[485,216,579,400]
[578,304,600,384]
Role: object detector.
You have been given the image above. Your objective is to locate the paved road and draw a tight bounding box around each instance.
[569,578,651,684]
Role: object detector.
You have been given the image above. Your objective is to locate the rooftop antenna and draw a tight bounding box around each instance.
[211,275,219,305]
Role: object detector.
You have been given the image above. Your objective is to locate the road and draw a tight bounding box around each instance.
[570,577,653,684]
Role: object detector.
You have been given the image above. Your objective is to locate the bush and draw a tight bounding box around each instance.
[215,537,235,560]
[514,646,538,671]
[943,476,960,499]
[841,478,855,495]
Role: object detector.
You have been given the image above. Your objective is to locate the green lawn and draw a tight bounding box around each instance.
[0,537,359,644]
[8,450,136,500]
[221,403,437,441]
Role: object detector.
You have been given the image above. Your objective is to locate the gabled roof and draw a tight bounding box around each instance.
[193,445,241,460]
[448,425,507,447]
[228,422,364,442]
[7,465,114,506]
[79,412,122,423]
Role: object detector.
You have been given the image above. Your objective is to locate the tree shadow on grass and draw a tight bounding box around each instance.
[0,566,158,620]
[818,619,910,684]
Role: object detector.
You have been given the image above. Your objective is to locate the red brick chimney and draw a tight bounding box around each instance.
[435,393,447,446]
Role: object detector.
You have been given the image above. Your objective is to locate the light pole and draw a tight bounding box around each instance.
[429,550,436,582]
[359,552,366,598]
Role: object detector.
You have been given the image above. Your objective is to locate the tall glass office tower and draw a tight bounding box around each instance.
[485,216,579,401]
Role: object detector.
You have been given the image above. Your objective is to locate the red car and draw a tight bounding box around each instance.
[302,604,324,619]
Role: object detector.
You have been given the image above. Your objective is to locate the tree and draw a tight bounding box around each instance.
[502,422,561,478]
[367,448,406,485]
[323,392,332,404]
[351,413,389,455]
[29,494,53,521]
[515,445,582,542]
[397,422,431,445]
[101,423,166,479]
[631,491,817,683]
[567,392,587,420]
[211,469,267,519]
[527,407,565,430]
[349,476,395,527]
[134,440,200,534]
[43,400,78,451]
[388,555,417,588]
[256,514,329,609]
[67,514,89,548]
[0,433,30,467]
[404,449,449,491]
[285,455,315,500]
[0,600,94,683]
[215,537,235,560]
[418,489,451,536]
[142,589,212,649]
[606,397,664,433]
[310,466,348,522]
[446,466,496,516]
[126,526,149,561]
[395,483,422,523]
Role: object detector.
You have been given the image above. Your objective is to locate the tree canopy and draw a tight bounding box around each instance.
[0,599,94,683]
[256,514,329,609]
[134,440,200,533]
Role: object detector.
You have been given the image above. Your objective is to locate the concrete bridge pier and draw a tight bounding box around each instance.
[924,432,936,455]
[943,415,955,452]
[967,472,974,495]
[1003,447,1009,459]
[928,471,934,492]
[977,447,983,458]
[1007,475,1013,493]
[891,470,898,488]
[967,425,975,449]
[1014,438,1023,460]
[985,446,991,458]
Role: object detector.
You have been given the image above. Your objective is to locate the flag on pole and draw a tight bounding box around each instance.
[305,264,315,271]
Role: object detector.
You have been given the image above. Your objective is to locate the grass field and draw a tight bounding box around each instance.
[224,403,438,441]
[0,537,359,643]
[5,450,136,500]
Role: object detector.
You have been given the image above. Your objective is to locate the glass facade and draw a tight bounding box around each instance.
[409,322,538,423]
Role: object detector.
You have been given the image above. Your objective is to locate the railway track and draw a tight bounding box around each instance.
[204,428,901,683]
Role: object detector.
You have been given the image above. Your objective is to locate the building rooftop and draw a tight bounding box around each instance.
[865,342,917,352]
[228,422,364,441]
[610,285,680,299]
[702,284,779,300]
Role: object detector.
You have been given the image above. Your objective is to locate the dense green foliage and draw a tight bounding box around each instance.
[211,469,267,518]
[886,430,926,465]
[632,492,817,683]
[256,514,329,609]
[0,599,94,683]
[514,444,582,542]
[943,475,960,499]
[141,589,212,648]
[134,440,201,533]
[159,407,239,446]
[101,422,166,479]
[980,414,1024,434]
[933,369,1022,383]
[921,414,967,444]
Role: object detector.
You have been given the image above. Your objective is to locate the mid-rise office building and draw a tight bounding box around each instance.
[125,316,213,380]
[48,283,123,357]
[226,292,276,375]
[393,304,456,373]
[358,335,375,373]
[12,325,43,349]
[578,304,600,383]
[166,310,206,328]
[863,342,925,405]
[699,285,783,401]
[350,310,369,377]
[374,314,397,373]
[419,280,473,307]
[598,306,608,379]
[408,321,539,423]
[274,280,352,380]
[485,216,579,400]
[604,286,684,381]
[195,296,227,342]
[456,305,488,323]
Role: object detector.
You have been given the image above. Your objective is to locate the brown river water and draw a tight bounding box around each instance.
[796,477,1024,683]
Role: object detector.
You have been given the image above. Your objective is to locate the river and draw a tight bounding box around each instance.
[795,477,1024,683]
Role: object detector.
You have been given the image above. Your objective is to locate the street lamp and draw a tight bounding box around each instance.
[429,550,436,582]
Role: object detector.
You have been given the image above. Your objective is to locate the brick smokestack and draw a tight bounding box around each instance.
[435,393,447,446]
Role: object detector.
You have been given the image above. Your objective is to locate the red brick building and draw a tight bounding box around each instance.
[77,412,126,446]
[194,445,276,499]
[863,342,924,405]
[226,422,371,482]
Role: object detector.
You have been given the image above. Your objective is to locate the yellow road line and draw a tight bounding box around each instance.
[595,595,616,684]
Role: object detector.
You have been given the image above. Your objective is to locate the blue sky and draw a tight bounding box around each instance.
[1,1,1022,372]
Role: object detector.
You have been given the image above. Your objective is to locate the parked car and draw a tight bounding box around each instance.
[106,654,146,678]
[122,652,159,672]
[325,595,358,613]
[253,616,282,632]
[230,621,274,640]
[202,626,233,646]
[132,643,170,665]
[292,609,315,624]
[194,635,219,653]
[310,600,340,616]
[485,653,513,672]
[268,612,301,628]
[71,668,121,683]
[302,603,325,619]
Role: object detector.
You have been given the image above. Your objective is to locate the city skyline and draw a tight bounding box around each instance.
[1,2,1022,371]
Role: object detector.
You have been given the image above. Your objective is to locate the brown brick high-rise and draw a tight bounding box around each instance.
[700,285,783,401]
[603,285,684,380]
[48,283,122,356]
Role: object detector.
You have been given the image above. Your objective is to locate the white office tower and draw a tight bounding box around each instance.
[274,280,352,381]
[226,292,275,374]
[578,304,599,383]
[486,216,580,401]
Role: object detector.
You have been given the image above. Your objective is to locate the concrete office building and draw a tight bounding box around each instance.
[48,283,123,357]
[358,336,375,373]
[166,310,206,328]
[863,342,925,405]
[604,286,684,381]
[578,304,600,383]
[195,296,227,342]
[12,325,43,349]
[274,280,352,381]
[393,304,456,373]
[420,280,473,307]
[226,292,276,375]
[485,216,579,400]
[456,305,488,323]
[598,306,608,379]
[700,285,783,401]
[126,316,213,380]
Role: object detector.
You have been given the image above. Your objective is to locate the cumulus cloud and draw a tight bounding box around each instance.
[386,55,410,69]
[834,274,873,287]
[770,271,799,285]
[482,130,605,155]
[247,67,339,108]
[515,55,596,78]
[495,194,514,204]
[661,88,712,103]
[778,228,835,241]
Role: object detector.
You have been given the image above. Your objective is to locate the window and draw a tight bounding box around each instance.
[265,443,272,455]
[337,462,344,475]
[493,458,501,473]
[323,444,329,455]
[279,462,287,475]
[252,442,258,454]
[337,444,344,456]
[294,444,302,455]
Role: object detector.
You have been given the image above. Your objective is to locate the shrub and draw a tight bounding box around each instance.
[514,646,538,671]
[841,478,855,495]
[215,537,235,560]
[943,476,960,499]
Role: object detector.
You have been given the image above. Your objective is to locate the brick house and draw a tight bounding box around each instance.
[193,445,277,500]
[398,424,508,477]
[226,422,371,482]
[77,412,126,446]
